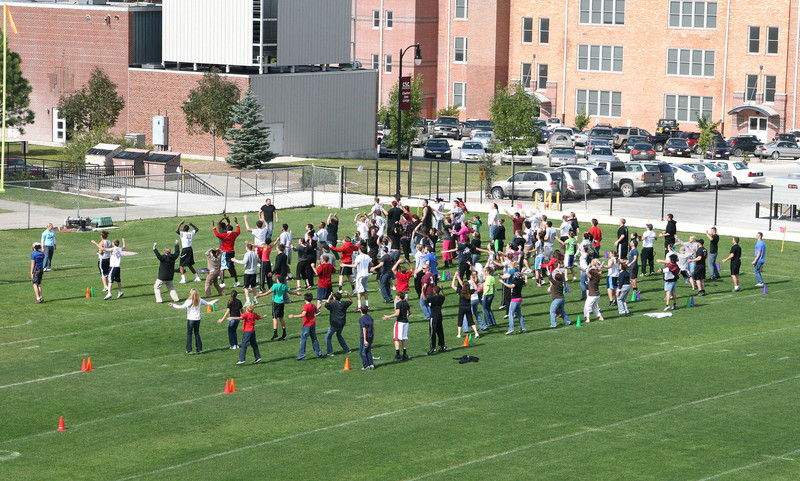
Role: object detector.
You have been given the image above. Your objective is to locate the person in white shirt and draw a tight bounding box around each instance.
[354,213,369,244]
[98,238,126,300]
[433,198,446,231]
[342,245,373,310]
[169,288,218,354]
[370,197,383,220]
[488,203,500,241]
[176,220,202,284]
[374,212,387,238]
[232,242,261,306]
[640,223,657,276]
[275,224,293,267]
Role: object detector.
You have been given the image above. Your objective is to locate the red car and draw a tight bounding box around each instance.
[679,131,701,152]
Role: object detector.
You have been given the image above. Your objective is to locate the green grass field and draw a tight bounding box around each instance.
[1,209,798,480]
[2,184,121,209]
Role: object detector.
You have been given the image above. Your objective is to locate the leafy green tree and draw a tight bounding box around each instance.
[489,82,540,164]
[62,127,134,167]
[183,69,241,161]
[574,106,590,132]
[378,75,423,155]
[224,89,275,169]
[696,113,722,155]
[436,105,460,118]
[478,153,499,195]
[0,31,33,134]
[57,67,124,134]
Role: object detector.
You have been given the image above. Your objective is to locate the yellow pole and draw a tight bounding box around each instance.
[556,192,561,210]
[535,197,538,210]
[0,6,7,194]
[781,230,786,253]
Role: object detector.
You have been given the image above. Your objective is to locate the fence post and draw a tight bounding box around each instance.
[124,178,128,222]
[713,181,719,226]
[428,159,433,199]
[224,172,230,213]
[407,157,413,198]
[464,161,468,201]
[176,175,180,217]
[239,171,242,198]
[77,177,81,218]
[339,165,344,209]
[27,180,31,229]
[448,161,452,201]
[311,165,316,206]
[768,185,774,231]
[661,177,666,221]
[271,170,276,198]
[609,172,614,216]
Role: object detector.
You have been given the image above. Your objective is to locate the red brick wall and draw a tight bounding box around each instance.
[7,5,134,142]
[127,69,250,159]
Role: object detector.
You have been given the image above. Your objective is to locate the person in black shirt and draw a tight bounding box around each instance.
[452,273,480,340]
[324,291,352,356]
[494,218,507,252]
[258,198,278,240]
[690,238,707,296]
[326,213,340,260]
[383,292,412,360]
[661,213,677,255]
[706,227,720,280]
[426,286,446,355]
[272,244,289,282]
[385,200,404,230]
[372,251,396,303]
[217,290,244,349]
[721,236,742,292]
[421,199,433,231]
[153,240,180,303]
[615,218,629,259]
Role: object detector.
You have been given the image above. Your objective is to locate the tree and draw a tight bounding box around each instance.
[436,105,460,117]
[574,106,590,132]
[489,81,540,163]
[62,127,134,167]
[224,89,275,169]
[478,153,499,195]
[183,69,241,161]
[696,113,722,155]
[378,75,424,154]
[57,67,124,134]
[0,31,34,134]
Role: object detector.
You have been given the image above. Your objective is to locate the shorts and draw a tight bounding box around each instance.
[243,273,257,289]
[272,302,285,319]
[179,247,195,267]
[354,276,369,294]
[534,256,544,270]
[317,287,332,301]
[340,266,353,276]
[607,276,618,290]
[393,321,409,341]
[730,260,741,276]
[629,265,639,280]
[664,281,677,292]
[98,258,111,277]
[108,267,121,283]
[31,268,43,285]
[223,251,235,269]
[693,266,706,281]
[565,254,575,268]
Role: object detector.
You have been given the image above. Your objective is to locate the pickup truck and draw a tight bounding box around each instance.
[592,160,662,197]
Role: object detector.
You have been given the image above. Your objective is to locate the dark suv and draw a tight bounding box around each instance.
[727,136,762,157]
[613,127,651,149]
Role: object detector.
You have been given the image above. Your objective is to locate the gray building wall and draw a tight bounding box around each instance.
[277,0,351,66]
[250,69,377,159]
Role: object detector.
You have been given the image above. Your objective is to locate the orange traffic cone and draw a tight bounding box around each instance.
[230,378,236,392]
[86,357,93,371]
[462,335,470,347]
[85,287,91,298]
[224,379,231,394]
[81,358,88,372]
[58,416,66,431]
[206,304,213,313]
[343,357,350,371]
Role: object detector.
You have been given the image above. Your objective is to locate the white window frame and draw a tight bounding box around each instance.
[453,82,466,108]
[538,64,548,90]
[455,0,468,20]
[522,17,533,44]
[748,26,760,54]
[666,48,715,77]
[764,75,776,102]
[371,54,379,71]
[579,0,626,26]
[663,94,713,123]
[668,1,717,29]
[767,26,779,55]
[521,62,532,88]
[745,74,758,101]
[575,89,622,117]
[385,11,393,29]
[577,44,624,73]
[385,55,392,74]
[539,18,550,45]
[372,10,380,29]
[454,36,468,64]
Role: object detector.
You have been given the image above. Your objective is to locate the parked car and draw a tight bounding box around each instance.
[547,146,578,167]
[679,131,701,152]
[637,161,676,191]
[423,138,452,159]
[556,169,589,199]
[432,116,461,139]
[703,140,730,160]
[489,170,566,201]
[546,117,562,127]
[412,118,430,146]
[727,136,763,157]
[664,138,692,157]
[774,133,797,143]
[470,130,494,149]
[754,141,800,160]
[379,143,410,158]
[471,119,493,132]
[546,132,574,152]
[685,162,734,188]
[584,138,613,157]
[573,130,588,146]
[613,127,652,149]
[559,165,613,197]
[3,157,47,178]
[630,143,656,161]
[713,160,765,187]
[586,146,617,164]
[670,164,707,191]
[592,160,661,197]
[587,127,615,147]
[624,136,649,153]
[656,118,679,135]
[459,141,485,162]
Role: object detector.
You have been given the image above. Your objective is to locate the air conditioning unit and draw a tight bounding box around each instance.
[125,133,145,148]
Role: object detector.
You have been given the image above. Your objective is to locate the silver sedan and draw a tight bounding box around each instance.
[754,141,800,160]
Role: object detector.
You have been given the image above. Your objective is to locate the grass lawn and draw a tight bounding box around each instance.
[1,184,121,209]
[0,208,798,480]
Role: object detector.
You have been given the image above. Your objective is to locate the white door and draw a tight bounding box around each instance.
[748,116,768,143]
[264,123,283,155]
[52,108,66,144]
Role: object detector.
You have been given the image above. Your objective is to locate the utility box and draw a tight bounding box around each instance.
[125,133,146,148]
[153,116,169,149]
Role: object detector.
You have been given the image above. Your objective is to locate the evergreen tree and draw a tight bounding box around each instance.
[0,31,34,133]
[224,89,275,169]
[57,67,124,133]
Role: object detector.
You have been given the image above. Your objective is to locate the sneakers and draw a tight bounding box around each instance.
[117,291,124,299]
[316,353,324,358]
[697,290,706,297]
[236,360,246,365]
[361,365,375,370]
[235,281,241,287]
[179,278,187,284]
[474,333,480,338]
[402,353,409,360]
[270,332,278,341]
[254,358,262,364]
[194,277,202,282]
[219,282,226,288]
[456,334,461,338]
[672,304,677,310]
[253,297,259,305]
[427,349,436,355]
[755,283,764,287]
[394,354,402,361]
[296,354,306,361]
[104,293,112,300]
[505,330,514,335]
[327,353,335,357]
[437,346,447,353]
[663,305,671,312]
[733,286,740,292]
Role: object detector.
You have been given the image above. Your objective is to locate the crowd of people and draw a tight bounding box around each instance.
[29,196,768,370]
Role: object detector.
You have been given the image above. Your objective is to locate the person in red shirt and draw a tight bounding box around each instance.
[236,304,262,365]
[331,235,358,291]
[258,237,273,291]
[392,257,413,297]
[288,292,323,360]
[214,217,241,287]
[588,218,603,255]
[312,255,335,309]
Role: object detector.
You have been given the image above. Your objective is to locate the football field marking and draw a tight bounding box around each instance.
[695,447,800,480]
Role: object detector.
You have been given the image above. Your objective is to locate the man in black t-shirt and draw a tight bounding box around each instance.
[385,200,405,230]
[691,238,707,296]
[706,227,720,280]
[426,286,446,355]
[259,198,278,240]
[326,213,340,260]
[372,252,396,303]
[721,236,742,292]
[383,292,412,360]
[615,218,629,259]
[324,291,352,356]
[662,214,677,255]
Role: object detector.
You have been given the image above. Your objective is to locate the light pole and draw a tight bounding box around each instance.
[396,43,422,198]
